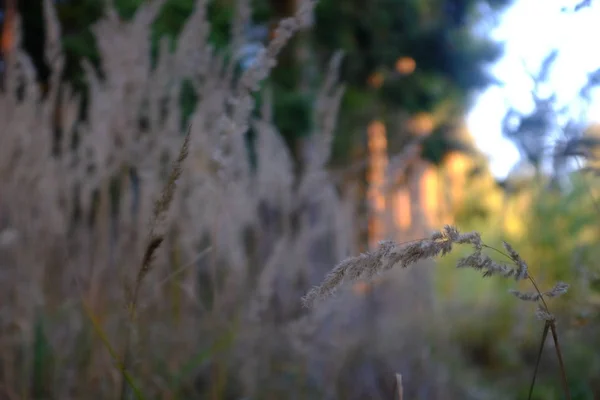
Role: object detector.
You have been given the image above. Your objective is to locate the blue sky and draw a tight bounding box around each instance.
[467,0,600,179]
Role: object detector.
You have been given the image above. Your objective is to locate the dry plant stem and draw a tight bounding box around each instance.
[528,321,550,400]
[527,321,571,400]
[486,245,571,400]
[549,322,571,400]
[157,246,212,287]
[526,274,550,312]
[2,0,345,396]
[73,277,144,400]
[304,226,571,398]
[120,126,192,400]
[517,274,571,400]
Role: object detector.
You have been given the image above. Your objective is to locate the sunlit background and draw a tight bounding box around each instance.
[469,0,600,178]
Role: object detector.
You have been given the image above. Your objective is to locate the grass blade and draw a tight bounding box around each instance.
[528,321,550,400]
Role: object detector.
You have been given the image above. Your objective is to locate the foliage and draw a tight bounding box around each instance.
[13,0,513,167]
[501,46,600,176]
[435,172,600,397]
[313,0,513,162]
[305,225,572,399]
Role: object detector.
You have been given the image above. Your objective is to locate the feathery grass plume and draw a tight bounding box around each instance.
[303,225,475,307]
[303,224,572,399]
[2,0,355,396]
[303,225,571,311]
[131,125,191,304]
[238,0,316,94]
[119,126,191,399]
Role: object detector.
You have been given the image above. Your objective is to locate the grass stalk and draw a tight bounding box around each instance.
[120,126,191,399]
[304,225,572,398]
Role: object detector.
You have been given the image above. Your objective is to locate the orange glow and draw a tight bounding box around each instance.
[408,113,435,136]
[394,189,411,230]
[367,71,384,88]
[367,120,388,248]
[395,56,416,75]
[367,121,387,150]
[446,152,468,174]
[352,276,384,295]
[1,0,16,55]
[445,151,468,207]
[352,281,372,295]
[420,166,439,226]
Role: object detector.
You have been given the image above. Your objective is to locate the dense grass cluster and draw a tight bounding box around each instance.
[1,0,597,399]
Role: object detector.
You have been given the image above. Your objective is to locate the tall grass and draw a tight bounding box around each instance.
[0,0,588,399]
[0,0,362,397]
[304,225,571,399]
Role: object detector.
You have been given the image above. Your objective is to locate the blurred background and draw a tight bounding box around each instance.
[1,0,600,399]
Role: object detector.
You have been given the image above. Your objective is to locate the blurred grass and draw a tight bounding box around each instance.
[427,172,600,398]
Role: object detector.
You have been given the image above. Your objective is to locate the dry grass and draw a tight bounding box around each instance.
[0,0,583,399]
[304,225,571,399]
[0,0,357,397]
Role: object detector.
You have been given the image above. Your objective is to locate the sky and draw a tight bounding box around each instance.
[467,0,600,179]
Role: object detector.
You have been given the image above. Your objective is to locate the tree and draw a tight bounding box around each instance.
[4,0,513,168]
[312,0,513,164]
[501,49,600,180]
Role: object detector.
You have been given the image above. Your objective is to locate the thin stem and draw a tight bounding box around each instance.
[527,274,551,313]
[549,322,571,400]
[74,277,144,400]
[528,321,550,400]
[482,244,512,261]
[483,244,567,398]
[158,246,212,287]
[397,237,430,247]
[482,244,552,311]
